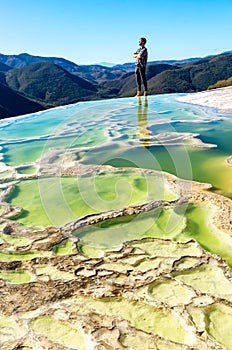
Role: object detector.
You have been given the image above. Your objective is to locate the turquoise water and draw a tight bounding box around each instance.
[1,94,232,349]
[74,204,232,266]
[0,94,231,197]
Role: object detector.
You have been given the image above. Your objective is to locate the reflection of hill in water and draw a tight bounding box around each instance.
[0,94,232,349]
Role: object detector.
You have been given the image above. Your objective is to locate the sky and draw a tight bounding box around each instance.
[1,0,232,65]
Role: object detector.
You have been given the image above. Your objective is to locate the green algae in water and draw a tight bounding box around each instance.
[0,269,34,284]
[203,303,232,350]
[73,296,195,345]
[0,250,50,261]
[131,238,202,258]
[0,171,13,179]
[83,143,232,198]
[172,264,232,301]
[75,208,195,257]
[188,303,232,350]
[121,332,187,350]
[5,172,176,227]
[183,204,232,268]
[133,257,175,273]
[76,214,153,253]
[17,166,36,174]
[30,315,86,350]
[52,239,74,256]
[189,150,232,197]
[96,255,176,275]
[75,203,232,271]
[173,256,200,269]
[144,279,196,306]
[5,179,52,226]
[0,233,32,246]
[78,245,105,259]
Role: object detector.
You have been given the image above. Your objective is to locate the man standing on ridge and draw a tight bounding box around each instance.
[133,37,148,97]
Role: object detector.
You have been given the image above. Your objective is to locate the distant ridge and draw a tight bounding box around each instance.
[0,52,81,71]
[0,51,231,119]
[100,53,232,97]
[5,62,98,106]
[0,52,202,71]
[113,57,202,71]
[0,53,126,82]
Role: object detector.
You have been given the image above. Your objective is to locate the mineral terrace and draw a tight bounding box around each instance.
[0,161,232,349]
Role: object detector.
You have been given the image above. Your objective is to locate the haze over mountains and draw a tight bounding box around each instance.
[0,51,232,118]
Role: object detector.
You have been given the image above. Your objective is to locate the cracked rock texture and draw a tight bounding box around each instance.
[0,166,232,349]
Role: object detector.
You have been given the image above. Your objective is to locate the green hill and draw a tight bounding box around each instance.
[5,62,98,106]
[102,53,232,97]
[0,52,81,70]
[147,54,232,94]
[0,82,44,119]
[99,64,177,97]
[0,53,126,83]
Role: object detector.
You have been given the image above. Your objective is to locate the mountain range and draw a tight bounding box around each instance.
[0,51,232,118]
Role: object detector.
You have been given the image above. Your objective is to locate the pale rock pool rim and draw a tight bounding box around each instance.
[0,93,232,349]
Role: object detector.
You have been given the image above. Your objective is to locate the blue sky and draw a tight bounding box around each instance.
[1,0,231,65]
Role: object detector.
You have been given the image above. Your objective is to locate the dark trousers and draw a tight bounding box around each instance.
[136,66,147,91]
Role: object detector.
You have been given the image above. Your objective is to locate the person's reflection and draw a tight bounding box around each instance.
[137,96,150,148]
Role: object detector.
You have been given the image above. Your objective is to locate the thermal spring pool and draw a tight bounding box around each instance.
[5,171,176,226]
[1,94,232,198]
[0,93,232,349]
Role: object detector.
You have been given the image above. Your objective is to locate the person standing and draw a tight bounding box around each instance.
[133,37,148,96]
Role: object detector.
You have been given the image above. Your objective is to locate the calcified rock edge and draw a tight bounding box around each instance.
[176,86,232,114]
[0,163,232,349]
[177,87,232,168]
